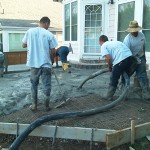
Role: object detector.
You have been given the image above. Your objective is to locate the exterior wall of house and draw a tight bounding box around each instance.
[63,0,79,62]
[108,2,116,41]
[1,29,62,53]
[62,0,150,68]
[2,30,26,52]
[63,0,110,62]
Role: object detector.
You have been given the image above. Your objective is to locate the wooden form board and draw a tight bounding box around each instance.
[0,122,115,142]
[106,122,150,149]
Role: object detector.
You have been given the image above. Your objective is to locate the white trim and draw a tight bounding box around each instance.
[82,1,106,56]
[63,0,77,42]
[2,31,26,52]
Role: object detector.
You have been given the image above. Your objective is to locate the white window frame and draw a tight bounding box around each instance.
[2,31,26,52]
[115,0,143,40]
[82,1,105,56]
[64,0,78,42]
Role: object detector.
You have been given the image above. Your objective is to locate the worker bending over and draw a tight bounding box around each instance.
[99,35,136,100]
[55,43,73,71]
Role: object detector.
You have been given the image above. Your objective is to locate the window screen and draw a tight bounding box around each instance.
[84,5,102,53]
[143,0,150,52]
[65,3,70,41]
[117,1,135,42]
[9,33,25,52]
[71,1,77,41]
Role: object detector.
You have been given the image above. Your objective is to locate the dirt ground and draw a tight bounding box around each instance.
[0,67,150,149]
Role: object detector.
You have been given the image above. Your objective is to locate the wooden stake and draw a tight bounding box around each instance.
[131,120,135,145]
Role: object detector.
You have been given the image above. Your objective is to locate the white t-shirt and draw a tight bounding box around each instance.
[101,41,132,66]
[123,32,145,57]
[22,27,58,68]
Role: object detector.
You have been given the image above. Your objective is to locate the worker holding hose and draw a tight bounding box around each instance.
[99,35,136,101]
[22,17,58,111]
[123,20,150,100]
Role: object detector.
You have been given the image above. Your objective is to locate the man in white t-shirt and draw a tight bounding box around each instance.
[22,16,58,111]
[99,35,133,100]
[123,20,150,100]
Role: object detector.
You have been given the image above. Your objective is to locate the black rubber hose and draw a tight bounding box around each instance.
[9,72,130,150]
[78,68,109,89]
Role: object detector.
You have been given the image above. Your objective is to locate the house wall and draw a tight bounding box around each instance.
[63,0,150,67]
[2,30,26,52]
[108,2,116,41]
[2,30,62,53]
[63,0,79,62]
[63,0,110,62]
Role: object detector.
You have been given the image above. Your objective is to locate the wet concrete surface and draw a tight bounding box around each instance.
[0,67,150,130]
[0,68,110,116]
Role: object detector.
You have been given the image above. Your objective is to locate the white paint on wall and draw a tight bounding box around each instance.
[63,41,79,61]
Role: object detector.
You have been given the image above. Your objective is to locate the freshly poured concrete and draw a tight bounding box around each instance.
[0,68,149,116]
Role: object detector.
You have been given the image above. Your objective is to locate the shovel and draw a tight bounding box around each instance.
[51,68,70,108]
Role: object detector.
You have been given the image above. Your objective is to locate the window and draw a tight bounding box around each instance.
[9,33,25,52]
[143,0,150,52]
[84,5,102,53]
[0,34,3,52]
[64,1,77,41]
[71,1,77,41]
[117,1,135,41]
[65,3,70,41]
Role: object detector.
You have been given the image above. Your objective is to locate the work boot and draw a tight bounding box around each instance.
[142,88,150,100]
[45,96,52,111]
[103,86,116,101]
[29,98,37,111]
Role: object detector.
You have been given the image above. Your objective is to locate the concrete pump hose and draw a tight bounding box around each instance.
[9,72,130,150]
[78,68,109,89]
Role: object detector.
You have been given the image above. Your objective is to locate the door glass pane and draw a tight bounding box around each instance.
[84,5,102,53]
[71,1,77,41]
[65,3,70,41]
[117,1,135,41]
[9,33,25,52]
[143,0,150,52]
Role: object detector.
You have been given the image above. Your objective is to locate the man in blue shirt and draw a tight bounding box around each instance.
[55,44,73,68]
[22,16,58,111]
[99,35,134,100]
[123,20,150,100]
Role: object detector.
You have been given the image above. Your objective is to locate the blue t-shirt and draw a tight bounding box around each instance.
[123,32,145,57]
[22,27,58,68]
[101,41,132,66]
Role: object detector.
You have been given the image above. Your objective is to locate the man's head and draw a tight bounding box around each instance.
[99,35,108,46]
[40,16,50,30]
[126,20,143,37]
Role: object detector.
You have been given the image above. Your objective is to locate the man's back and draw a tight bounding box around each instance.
[101,41,132,66]
[23,27,57,68]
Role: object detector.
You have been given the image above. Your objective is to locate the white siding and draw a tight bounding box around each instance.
[108,4,116,41]
[63,41,79,61]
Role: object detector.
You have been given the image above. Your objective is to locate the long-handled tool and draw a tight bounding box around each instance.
[51,68,70,108]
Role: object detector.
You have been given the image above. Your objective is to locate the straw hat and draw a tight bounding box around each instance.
[126,20,143,32]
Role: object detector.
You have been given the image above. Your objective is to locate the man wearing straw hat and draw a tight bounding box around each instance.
[123,20,150,100]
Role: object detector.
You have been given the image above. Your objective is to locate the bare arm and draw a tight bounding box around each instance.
[50,48,56,64]
[22,43,27,48]
[104,54,112,71]
[55,56,59,65]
